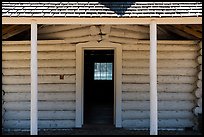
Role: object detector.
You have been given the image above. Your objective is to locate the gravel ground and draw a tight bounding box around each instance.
[2,125,202,135]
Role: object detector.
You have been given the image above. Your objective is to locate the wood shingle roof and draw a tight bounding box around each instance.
[2,2,202,18]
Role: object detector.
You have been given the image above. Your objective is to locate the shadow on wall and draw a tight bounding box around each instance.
[99,2,135,16]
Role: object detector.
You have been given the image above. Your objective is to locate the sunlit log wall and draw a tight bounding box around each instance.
[2,25,200,130]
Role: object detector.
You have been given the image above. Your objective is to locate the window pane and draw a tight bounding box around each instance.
[94,62,112,80]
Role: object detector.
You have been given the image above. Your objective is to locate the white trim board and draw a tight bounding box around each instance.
[2,17,202,24]
[76,41,122,127]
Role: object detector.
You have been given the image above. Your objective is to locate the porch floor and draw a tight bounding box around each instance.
[2,125,202,135]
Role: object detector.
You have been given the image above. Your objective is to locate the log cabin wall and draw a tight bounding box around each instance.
[2,40,76,129]
[193,41,202,129]
[121,40,199,129]
[2,25,200,130]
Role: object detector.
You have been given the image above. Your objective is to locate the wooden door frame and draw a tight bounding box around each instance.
[76,41,122,128]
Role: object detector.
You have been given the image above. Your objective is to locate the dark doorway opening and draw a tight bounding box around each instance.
[84,50,114,125]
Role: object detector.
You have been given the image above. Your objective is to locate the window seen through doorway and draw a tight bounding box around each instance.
[94,62,112,80]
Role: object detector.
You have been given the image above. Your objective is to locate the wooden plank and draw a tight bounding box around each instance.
[3,92,75,101]
[122,101,195,110]
[123,51,197,60]
[160,25,198,40]
[123,75,197,84]
[122,67,197,76]
[123,59,198,68]
[122,110,194,119]
[3,25,30,40]
[122,119,194,128]
[3,120,75,129]
[2,67,76,76]
[2,75,76,84]
[122,92,195,101]
[3,101,76,111]
[2,52,75,60]
[4,110,75,120]
[122,83,195,92]
[2,44,76,52]
[122,44,199,51]
[173,25,202,39]
[2,59,76,68]
[2,84,76,93]
[38,25,90,34]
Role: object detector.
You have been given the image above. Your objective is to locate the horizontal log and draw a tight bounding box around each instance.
[199,49,202,55]
[197,56,202,64]
[197,98,202,107]
[2,40,66,45]
[122,119,194,128]
[2,75,76,84]
[2,59,76,68]
[197,80,202,88]
[108,36,149,44]
[122,75,196,84]
[3,92,75,101]
[64,35,101,44]
[122,101,195,110]
[199,41,202,48]
[195,88,202,98]
[123,51,197,60]
[122,44,199,51]
[4,110,75,120]
[200,65,202,70]
[2,44,76,52]
[122,67,197,76]
[122,92,195,101]
[122,83,196,92]
[90,25,101,35]
[2,84,76,93]
[110,28,150,39]
[193,107,202,115]
[198,71,202,80]
[38,26,94,39]
[155,40,198,45]
[112,25,150,34]
[123,59,198,68]
[3,120,75,129]
[100,25,111,34]
[2,67,75,76]
[2,52,75,60]
[3,101,75,111]
[38,25,90,34]
[122,110,194,119]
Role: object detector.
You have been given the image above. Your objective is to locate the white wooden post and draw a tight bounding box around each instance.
[30,21,38,135]
[150,20,158,135]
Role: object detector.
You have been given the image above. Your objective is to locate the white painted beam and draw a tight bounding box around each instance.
[30,21,38,135]
[149,20,158,135]
[2,17,202,25]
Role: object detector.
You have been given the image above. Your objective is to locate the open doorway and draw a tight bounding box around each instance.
[83,50,114,125]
